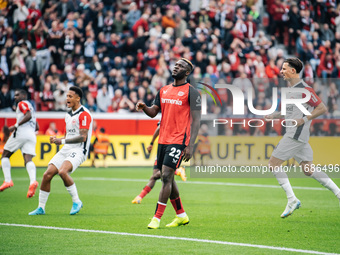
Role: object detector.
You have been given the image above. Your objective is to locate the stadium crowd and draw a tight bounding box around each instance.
[0,0,339,120]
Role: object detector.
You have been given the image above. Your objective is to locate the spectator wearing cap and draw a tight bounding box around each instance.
[125,2,141,30]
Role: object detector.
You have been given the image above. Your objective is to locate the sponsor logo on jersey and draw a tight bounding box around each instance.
[67,128,76,133]
[161,98,182,105]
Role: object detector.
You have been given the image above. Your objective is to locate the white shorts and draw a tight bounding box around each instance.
[4,134,36,156]
[271,135,313,164]
[49,148,86,173]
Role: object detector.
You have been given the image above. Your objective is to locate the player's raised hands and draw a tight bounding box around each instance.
[136,102,146,111]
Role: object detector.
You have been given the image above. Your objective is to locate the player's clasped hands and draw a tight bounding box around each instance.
[50,136,61,145]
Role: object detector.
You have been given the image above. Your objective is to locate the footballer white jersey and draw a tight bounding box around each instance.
[284,81,322,143]
[15,100,36,138]
[62,105,93,156]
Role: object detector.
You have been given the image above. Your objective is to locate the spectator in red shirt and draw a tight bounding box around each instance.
[265,59,280,78]
[270,0,286,44]
[317,53,334,78]
[145,43,159,75]
[132,14,149,37]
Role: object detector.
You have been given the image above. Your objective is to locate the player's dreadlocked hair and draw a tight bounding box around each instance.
[181,58,194,73]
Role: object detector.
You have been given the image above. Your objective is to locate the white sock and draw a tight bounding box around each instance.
[152,217,160,222]
[311,171,340,198]
[1,157,11,182]
[273,168,296,203]
[26,161,36,185]
[66,183,81,203]
[177,212,187,218]
[39,190,50,210]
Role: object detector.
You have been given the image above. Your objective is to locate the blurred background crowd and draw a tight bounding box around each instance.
[0,0,339,125]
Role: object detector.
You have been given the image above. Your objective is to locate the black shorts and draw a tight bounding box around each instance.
[156,144,186,170]
[153,158,158,170]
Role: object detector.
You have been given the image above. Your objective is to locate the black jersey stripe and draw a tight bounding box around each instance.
[293,114,305,140]
[67,107,85,117]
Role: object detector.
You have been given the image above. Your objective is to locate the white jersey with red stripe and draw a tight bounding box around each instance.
[284,80,322,143]
[15,100,36,137]
[62,105,93,156]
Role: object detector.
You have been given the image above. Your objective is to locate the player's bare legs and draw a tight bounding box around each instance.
[28,164,58,215]
[58,160,83,215]
[41,164,59,192]
[148,165,188,228]
[169,178,179,199]
[166,171,189,227]
[147,166,174,228]
[147,169,161,189]
[158,166,175,204]
[58,161,75,187]
[23,153,38,198]
[269,155,300,218]
[30,161,82,215]
[0,150,14,191]
[132,169,161,204]
[300,161,340,200]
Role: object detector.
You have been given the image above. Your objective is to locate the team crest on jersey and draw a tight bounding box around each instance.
[72,118,77,125]
[178,91,184,96]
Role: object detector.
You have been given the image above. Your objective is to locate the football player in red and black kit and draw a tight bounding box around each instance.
[136,58,201,229]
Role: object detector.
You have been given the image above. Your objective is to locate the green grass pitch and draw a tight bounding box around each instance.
[0,167,340,254]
